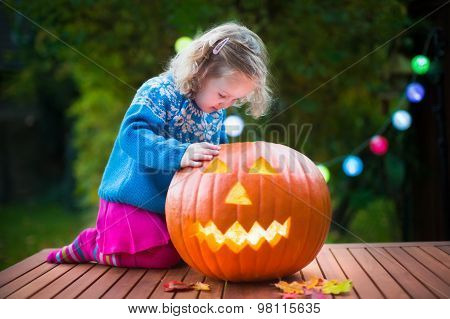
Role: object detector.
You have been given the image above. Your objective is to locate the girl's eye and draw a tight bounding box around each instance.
[218,93,225,98]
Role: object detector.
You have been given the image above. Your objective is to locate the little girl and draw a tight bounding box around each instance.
[47,21,272,269]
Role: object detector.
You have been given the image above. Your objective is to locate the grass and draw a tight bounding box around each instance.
[0,201,96,271]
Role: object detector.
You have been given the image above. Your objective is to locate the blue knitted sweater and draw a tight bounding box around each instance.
[98,71,228,214]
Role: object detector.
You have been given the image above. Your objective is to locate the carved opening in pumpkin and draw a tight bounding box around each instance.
[225,182,252,205]
[203,158,230,173]
[248,157,278,175]
[192,218,291,253]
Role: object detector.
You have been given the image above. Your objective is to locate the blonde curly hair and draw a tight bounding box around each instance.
[163,21,273,118]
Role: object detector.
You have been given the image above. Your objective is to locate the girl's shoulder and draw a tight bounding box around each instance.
[138,72,175,95]
[135,71,182,108]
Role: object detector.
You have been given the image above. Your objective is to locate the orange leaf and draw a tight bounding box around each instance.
[304,276,324,289]
[274,281,304,294]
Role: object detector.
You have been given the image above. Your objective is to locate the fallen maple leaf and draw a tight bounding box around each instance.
[192,282,210,291]
[304,276,324,289]
[322,279,352,295]
[274,281,304,294]
[163,280,193,292]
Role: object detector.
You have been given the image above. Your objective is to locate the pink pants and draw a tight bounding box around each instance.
[47,198,182,269]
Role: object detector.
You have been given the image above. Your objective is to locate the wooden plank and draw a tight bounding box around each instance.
[199,277,225,299]
[2,242,447,299]
[350,248,409,298]
[316,247,358,299]
[101,268,147,299]
[367,247,436,298]
[222,278,279,299]
[0,249,51,287]
[7,264,76,299]
[221,261,324,299]
[403,247,450,284]
[149,264,189,299]
[301,258,324,280]
[174,267,204,299]
[220,269,298,299]
[53,264,110,299]
[438,246,450,255]
[325,242,450,249]
[77,267,127,299]
[385,247,450,298]
[220,267,292,299]
[331,248,384,298]
[420,246,450,268]
[31,264,95,298]
[0,262,57,298]
[125,269,167,299]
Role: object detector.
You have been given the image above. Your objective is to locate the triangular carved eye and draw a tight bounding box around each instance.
[225,182,252,205]
[248,157,278,175]
[204,158,230,173]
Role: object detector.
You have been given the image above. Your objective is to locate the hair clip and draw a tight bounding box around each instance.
[212,37,230,54]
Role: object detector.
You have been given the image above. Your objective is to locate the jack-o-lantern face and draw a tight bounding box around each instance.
[166,142,331,282]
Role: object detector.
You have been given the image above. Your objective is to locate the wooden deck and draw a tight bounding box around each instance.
[1,242,449,299]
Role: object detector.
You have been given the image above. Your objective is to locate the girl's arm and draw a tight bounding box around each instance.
[118,83,190,171]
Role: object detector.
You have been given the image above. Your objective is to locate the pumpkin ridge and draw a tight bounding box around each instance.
[193,171,221,277]
[173,174,197,269]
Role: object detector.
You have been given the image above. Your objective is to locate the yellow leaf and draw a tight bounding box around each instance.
[192,282,210,291]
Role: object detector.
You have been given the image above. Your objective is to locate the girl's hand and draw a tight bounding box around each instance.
[180,142,221,168]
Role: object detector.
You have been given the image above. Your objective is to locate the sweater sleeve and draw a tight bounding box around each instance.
[118,80,190,171]
[219,109,229,144]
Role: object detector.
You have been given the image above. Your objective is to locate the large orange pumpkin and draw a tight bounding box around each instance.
[165,142,331,282]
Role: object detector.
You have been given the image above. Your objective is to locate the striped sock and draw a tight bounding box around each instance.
[92,244,120,267]
[47,228,97,264]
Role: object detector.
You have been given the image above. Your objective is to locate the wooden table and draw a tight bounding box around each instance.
[1,242,449,299]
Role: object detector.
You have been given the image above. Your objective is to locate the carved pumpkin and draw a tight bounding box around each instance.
[165,142,331,282]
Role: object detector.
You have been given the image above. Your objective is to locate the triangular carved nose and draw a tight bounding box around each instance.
[225,182,252,205]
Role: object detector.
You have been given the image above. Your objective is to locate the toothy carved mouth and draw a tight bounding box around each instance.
[191,217,291,253]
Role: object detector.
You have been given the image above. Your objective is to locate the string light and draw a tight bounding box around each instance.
[411,55,430,75]
[317,164,330,183]
[342,155,363,177]
[224,115,244,137]
[369,135,389,156]
[174,36,193,53]
[392,110,412,131]
[406,82,425,103]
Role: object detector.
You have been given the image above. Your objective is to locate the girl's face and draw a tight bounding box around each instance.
[194,71,257,113]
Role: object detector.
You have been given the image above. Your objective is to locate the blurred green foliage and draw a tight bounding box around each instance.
[0,202,95,270]
[3,0,415,244]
